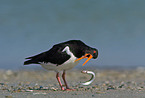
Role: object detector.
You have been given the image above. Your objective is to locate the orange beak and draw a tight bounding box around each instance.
[75,53,93,66]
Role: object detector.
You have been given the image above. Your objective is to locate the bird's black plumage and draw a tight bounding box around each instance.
[24,40,98,66]
[24,44,70,65]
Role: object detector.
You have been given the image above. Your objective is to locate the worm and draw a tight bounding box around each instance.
[80,70,95,86]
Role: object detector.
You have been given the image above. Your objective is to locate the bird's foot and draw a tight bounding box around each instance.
[61,87,75,91]
[61,87,65,91]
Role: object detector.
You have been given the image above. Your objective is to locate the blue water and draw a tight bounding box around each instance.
[1,0,145,70]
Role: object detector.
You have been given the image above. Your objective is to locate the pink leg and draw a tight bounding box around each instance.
[56,72,65,90]
[62,71,69,89]
[62,71,75,91]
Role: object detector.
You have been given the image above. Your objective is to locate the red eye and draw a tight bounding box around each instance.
[93,51,96,53]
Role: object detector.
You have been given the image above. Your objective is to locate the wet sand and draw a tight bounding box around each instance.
[0,68,145,98]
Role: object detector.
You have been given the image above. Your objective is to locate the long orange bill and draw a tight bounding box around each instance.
[75,53,93,66]
[82,54,93,66]
[75,54,89,62]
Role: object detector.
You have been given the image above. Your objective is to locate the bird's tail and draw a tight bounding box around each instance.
[24,60,32,65]
[24,59,39,65]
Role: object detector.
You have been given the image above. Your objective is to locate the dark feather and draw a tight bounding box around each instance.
[24,44,70,65]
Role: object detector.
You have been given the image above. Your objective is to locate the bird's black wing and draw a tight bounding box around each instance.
[24,44,70,65]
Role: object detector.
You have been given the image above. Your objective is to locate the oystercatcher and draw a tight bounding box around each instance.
[24,40,98,90]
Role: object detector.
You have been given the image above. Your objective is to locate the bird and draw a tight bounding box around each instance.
[24,40,98,91]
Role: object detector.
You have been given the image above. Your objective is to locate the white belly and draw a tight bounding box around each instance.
[41,61,79,72]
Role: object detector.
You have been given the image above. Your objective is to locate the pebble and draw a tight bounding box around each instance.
[33,93,47,95]
[50,87,58,91]
[118,84,124,88]
[0,83,5,85]
[107,85,116,90]
[96,91,105,94]
[25,90,33,92]
[5,96,12,98]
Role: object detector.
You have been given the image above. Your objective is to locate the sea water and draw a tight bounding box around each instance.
[0,0,145,69]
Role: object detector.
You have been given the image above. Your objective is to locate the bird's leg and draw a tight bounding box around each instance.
[56,72,65,90]
[62,71,75,91]
[62,71,69,89]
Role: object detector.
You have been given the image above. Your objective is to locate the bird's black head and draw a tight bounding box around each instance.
[65,40,98,59]
[74,46,98,66]
[85,48,98,59]
[64,40,99,66]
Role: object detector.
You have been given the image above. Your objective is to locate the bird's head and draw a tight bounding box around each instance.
[75,47,98,66]
[85,48,98,59]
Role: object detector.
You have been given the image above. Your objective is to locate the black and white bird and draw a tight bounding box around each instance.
[24,40,98,90]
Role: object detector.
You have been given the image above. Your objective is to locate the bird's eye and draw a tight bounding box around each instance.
[93,51,96,53]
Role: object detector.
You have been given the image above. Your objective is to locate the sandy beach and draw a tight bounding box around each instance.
[1,68,145,98]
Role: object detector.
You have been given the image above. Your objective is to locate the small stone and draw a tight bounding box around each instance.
[51,87,57,91]
[0,83,5,85]
[107,85,116,90]
[127,86,133,90]
[25,90,33,92]
[92,95,95,97]
[39,86,43,90]
[43,86,49,90]
[137,87,143,90]
[27,87,33,90]
[118,84,124,88]
[5,96,12,98]
[96,91,105,94]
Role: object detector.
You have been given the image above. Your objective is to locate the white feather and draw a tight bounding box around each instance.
[62,46,77,65]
